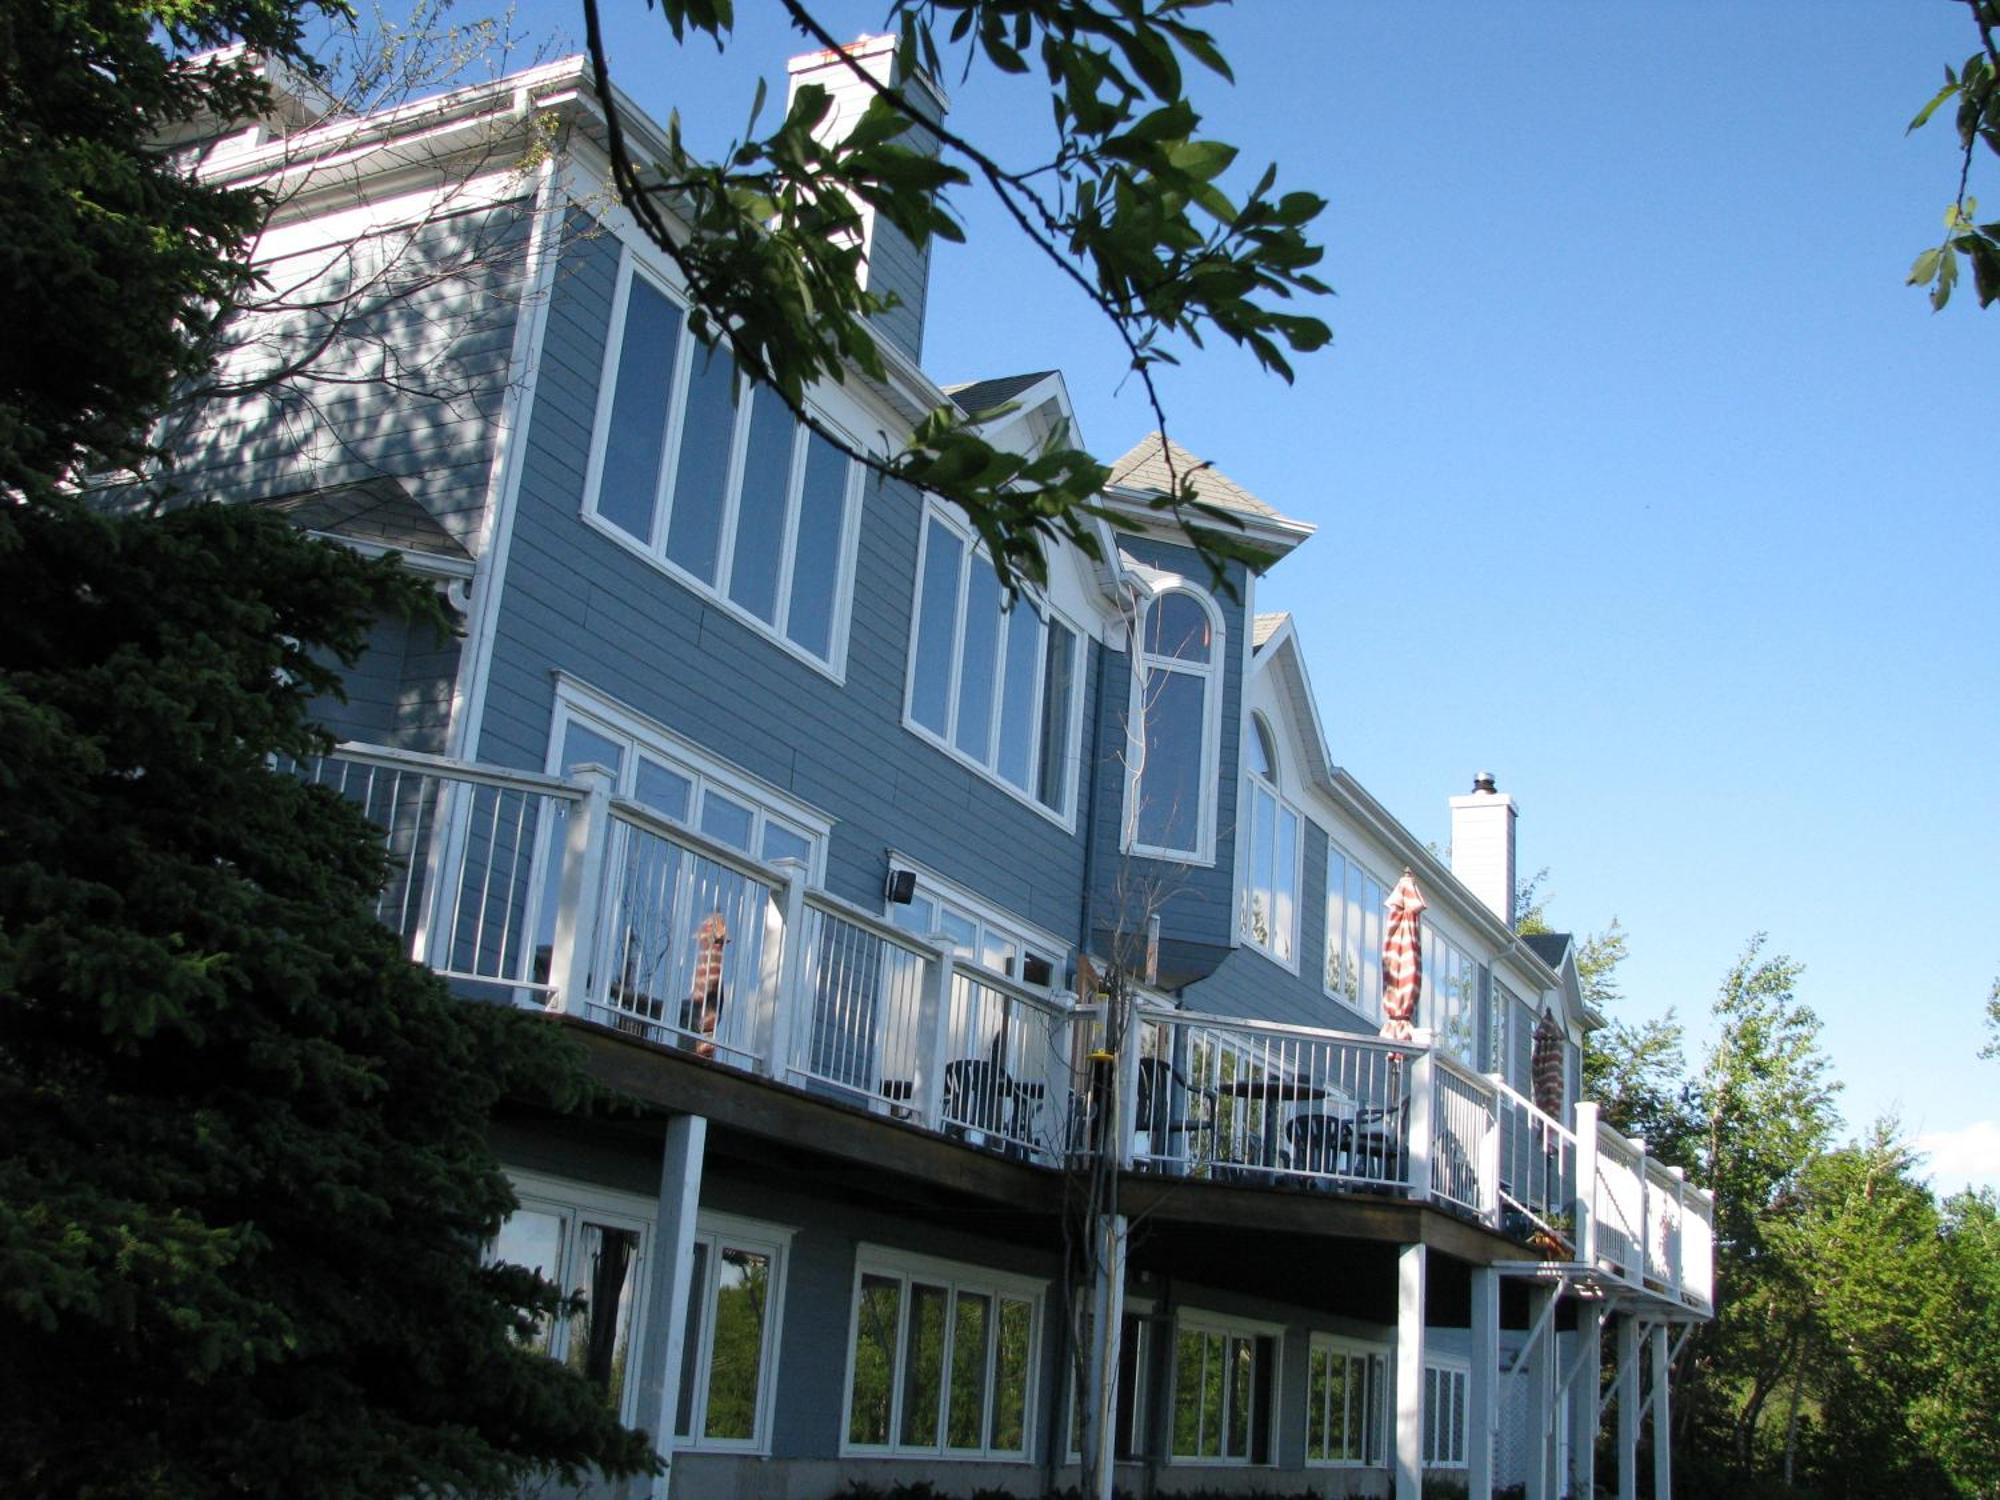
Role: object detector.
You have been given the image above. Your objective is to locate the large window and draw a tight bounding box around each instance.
[1240,715,1300,965]
[1324,842,1387,1022]
[1127,587,1221,860]
[1306,1337,1387,1466]
[1425,928,1481,1066]
[1170,1314,1277,1464]
[488,1176,651,1424]
[844,1251,1040,1460]
[885,864,1065,986]
[1423,1360,1470,1468]
[906,509,1082,820]
[674,1214,791,1452]
[585,260,858,671]
[1068,1305,1154,1463]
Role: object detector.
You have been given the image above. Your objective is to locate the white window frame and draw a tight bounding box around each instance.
[489,1171,655,1428]
[1066,1293,1158,1463]
[1304,1334,1389,1468]
[1238,713,1302,970]
[901,502,1086,829]
[1422,1357,1471,1469]
[579,251,864,681]
[883,852,1070,988]
[550,675,832,882]
[1323,837,1390,1025]
[674,1211,794,1455]
[839,1245,1045,1461]
[1168,1308,1283,1467]
[1424,925,1482,1068]
[1124,581,1224,865]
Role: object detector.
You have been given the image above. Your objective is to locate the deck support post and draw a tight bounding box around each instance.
[1616,1313,1642,1500]
[1084,1212,1128,1500]
[1569,1300,1604,1499]
[1469,1265,1499,1500]
[1526,1283,1556,1500]
[643,1114,708,1500]
[1394,1242,1427,1500]
[1651,1320,1674,1500]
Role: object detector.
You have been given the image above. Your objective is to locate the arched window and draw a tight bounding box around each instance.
[1126,585,1221,859]
[1240,714,1300,964]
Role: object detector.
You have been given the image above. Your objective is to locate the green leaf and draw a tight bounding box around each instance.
[1910,77,1962,133]
[1167,139,1237,180]
[1909,246,1943,285]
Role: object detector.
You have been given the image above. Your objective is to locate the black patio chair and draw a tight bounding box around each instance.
[1134,1055,1217,1170]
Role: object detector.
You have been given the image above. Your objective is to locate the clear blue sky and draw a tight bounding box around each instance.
[510,0,1999,1188]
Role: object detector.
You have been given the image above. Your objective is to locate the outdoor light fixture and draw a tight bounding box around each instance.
[884,867,917,905]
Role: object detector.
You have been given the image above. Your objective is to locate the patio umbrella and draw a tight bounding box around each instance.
[1531,1008,1566,1116]
[1380,870,1425,1046]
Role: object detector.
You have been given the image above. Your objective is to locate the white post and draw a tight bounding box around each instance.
[1085,1212,1129,1500]
[1469,1265,1499,1500]
[913,942,954,1130]
[1114,999,1140,1171]
[1616,1315,1642,1500]
[1570,1301,1604,1499]
[1634,1136,1650,1286]
[1671,1166,1687,1301]
[1406,1048,1436,1199]
[546,763,614,1018]
[1651,1322,1673,1500]
[1574,1101,1600,1266]
[1394,1242,1427,1500]
[1478,1076,1503,1228]
[645,1114,708,1500]
[762,860,809,1082]
[1526,1284,1555,1500]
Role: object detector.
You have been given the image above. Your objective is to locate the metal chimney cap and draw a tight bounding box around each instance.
[1472,771,1498,794]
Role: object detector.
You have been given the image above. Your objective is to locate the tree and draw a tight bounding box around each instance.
[1907,0,2000,310]
[1982,973,1999,1059]
[0,3,656,1494]
[578,0,1332,590]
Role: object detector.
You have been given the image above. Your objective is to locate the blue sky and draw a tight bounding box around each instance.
[512,0,1998,1188]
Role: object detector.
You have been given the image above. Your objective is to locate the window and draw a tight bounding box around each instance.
[674,1214,791,1451]
[585,259,859,671]
[1068,1305,1154,1463]
[1239,716,1300,965]
[1425,928,1481,1066]
[1306,1337,1387,1466]
[885,862,1066,985]
[1423,1361,1470,1468]
[906,508,1082,820]
[844,1251,1040,1460]
[1324,842,1387,1022]
[488,1176,651,1424]
[1127,587,1222,860]
[1170,1314,1277,1464]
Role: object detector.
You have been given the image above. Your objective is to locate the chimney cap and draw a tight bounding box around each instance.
[1472,770,1498,794]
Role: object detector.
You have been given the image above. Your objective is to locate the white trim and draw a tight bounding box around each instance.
[1304,1333,1391,1469]
[1238,712,1304,972]
[674,1211,796,1456]
[882,850,1072,983]
[1421,1355,1472,1470]
[446,157,565,761]
[838,1244,1047,1463]
[1123,579,1225,866]
[577,251,863,682]
[900,501,1087,831]
[1322,833,1391,1026]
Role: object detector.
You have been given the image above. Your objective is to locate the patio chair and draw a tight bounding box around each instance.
[1285,1110,1355,1185]
[1133,1056,1216,1171]
[1351,1097,1410,1187]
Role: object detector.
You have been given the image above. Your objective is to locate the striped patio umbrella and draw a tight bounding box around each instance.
[1380,870,1426,1045]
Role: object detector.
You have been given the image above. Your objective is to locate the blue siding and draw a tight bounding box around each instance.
[309,610,460,754]
[478,222,1093,940]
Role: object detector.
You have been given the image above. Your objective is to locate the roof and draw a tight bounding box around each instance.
[1520,931,1574,970]
[942,371,1060,417]
[255,478,471,562]
[1107,433,1279,520]
[1253,612,1289,649]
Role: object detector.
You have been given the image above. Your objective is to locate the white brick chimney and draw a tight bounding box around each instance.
[786,35,948,364]
[1449,771,1517,928]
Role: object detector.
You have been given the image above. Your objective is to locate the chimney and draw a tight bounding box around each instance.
[1449,771,1517,928]
[786,35,948,364]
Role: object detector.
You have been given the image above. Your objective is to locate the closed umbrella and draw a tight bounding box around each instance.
[1380,870,1425,1045]
[1531,1009,1566,1116]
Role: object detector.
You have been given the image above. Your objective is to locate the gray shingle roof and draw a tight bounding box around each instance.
[1253,612,1289,649]
[942,370,1059,417]
[255,477,471,561]
[1521,932,1573,970]
[1106,433,1278,519]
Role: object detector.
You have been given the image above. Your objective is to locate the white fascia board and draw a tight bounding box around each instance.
[1097,482,1317,564]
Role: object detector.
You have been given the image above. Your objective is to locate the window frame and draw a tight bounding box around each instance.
[1124,582,1224,865]
[1323,838,1390,1025]
[1423,924,1482,1068]
[673,1211,794,1455]
[579,250,864,681]
[1422,1357,1471,1470]
[882,853,1070,988]
[1065,1294,1157,1464]
[901,502,1086,829]
[1168,1308,1282,1467]
[1238,713,1303,970]
[838,1245,1045,1462]
[1304,1334,1389,1469]
[488,1171,655,1428]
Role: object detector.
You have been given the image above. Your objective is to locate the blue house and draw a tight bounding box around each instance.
[176,39,1711,1500]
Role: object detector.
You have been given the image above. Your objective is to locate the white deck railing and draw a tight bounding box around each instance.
[305,741,1713,1307]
